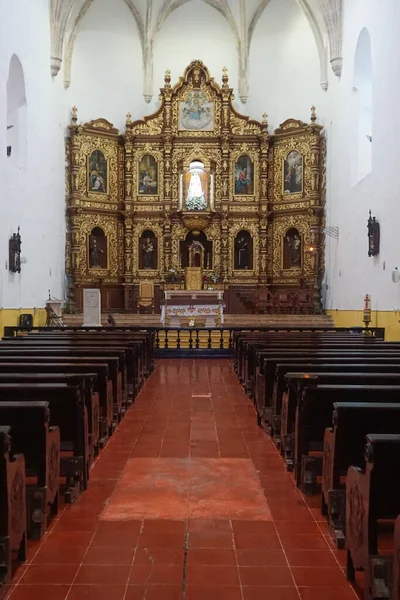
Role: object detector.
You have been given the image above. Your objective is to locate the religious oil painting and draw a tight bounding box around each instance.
[88,150,108,193]
[179,90,215,131]
[138,155,158,195]
[283,150,303,194]
[234,155,254,195]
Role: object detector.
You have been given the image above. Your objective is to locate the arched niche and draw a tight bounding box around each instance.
[283,150,303,194]
[180,160,214,211]
[139,229,158,270]
[6,54,27,166]
[88,150,108,193]
[352,28,373,183]
[234,230,253,270]
[88,227,108,269]
[138,155,158,195]
[234,155,254,195]
[180,231,212,270]
[283,227,302,269]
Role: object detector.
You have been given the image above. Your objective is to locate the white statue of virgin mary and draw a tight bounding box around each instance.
[186,170,207,211]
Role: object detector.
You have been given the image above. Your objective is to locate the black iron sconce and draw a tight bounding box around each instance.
[9,227,21,273]
[367,211,380,257]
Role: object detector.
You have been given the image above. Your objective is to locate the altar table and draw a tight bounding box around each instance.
[161,290,224,327]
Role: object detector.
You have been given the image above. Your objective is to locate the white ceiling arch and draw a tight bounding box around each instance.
[50,0,344,102]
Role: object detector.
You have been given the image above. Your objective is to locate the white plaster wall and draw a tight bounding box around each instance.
[0,0,65,309]
[67,0,145,132]
[248,0,327,130]
[151,0,238,115]
[323,0,400,312]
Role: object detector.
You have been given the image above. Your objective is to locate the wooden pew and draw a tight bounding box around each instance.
[346,434,400,599]
[0,401,60,539]
[322,402,400,548]
[0,383,88,503]
[7,333,150,398]
[270,360,400,443]
[392,515,400,600]
[255,350,400,428]
[0,362,112,445]
[29,330,155,379]
[0,426,26,592]
[285,380,400,489]
[0,373,98,462]
[0,349,124,425]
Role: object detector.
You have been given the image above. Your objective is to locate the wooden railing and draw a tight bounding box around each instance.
[2,325,385,357]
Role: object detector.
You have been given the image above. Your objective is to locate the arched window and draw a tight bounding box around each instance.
[353,28,373,183]
[6,55,27,167]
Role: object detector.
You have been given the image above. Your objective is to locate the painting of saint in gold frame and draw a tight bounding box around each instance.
[138,155,158,195]
[234,155,254,195]
[283,150,303,194]
[88,150,108,193]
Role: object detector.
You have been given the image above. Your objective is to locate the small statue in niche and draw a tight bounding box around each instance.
[89,228,107,269]
[89,238,103,268]
[188,240,204,267]
[236,235,249,269]
[284,229,301,269]
[186,171,207,210]
[367,210,380,257]
[142,237,155,269]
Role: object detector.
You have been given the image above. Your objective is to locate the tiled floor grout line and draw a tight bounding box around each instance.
[121,521,144,600]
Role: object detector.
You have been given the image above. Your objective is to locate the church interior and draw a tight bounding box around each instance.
[1,0,400,598]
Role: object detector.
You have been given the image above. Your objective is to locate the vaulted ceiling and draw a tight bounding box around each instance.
[50,0,343,102]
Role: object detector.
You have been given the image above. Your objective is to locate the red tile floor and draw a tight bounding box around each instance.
[7,359,360,600]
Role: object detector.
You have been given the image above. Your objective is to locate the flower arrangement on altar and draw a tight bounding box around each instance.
[188,318,195,327]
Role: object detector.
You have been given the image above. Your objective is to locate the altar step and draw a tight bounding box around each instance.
[62,313,335,329]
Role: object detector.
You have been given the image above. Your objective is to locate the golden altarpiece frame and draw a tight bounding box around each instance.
[65,61,325,314]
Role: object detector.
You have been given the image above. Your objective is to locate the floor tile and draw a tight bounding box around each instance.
[286,550,338,567]
[291,566,348,587]
[125,586,183,600]
[10,585,70,600]
[186,565,240,586]
[185,586,242,600]
[83,545,135,565]
[239,566,294,586]
[19,564,78,584]
[186,548,237,566]
[74,565,131,584]
[67,585,126,600]
[243,587,300,600]
[129,565,184,585]
[236,549,287,567]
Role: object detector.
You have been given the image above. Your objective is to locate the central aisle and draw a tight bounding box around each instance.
[8,360,357,600]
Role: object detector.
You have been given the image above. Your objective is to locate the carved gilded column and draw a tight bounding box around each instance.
[220,67,231,205]
[161,70,174,211]
[124,115,135,310]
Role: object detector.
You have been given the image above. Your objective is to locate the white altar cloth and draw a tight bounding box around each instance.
[161,304,224,326]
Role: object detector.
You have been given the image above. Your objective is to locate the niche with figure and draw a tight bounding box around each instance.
[88,227,108,269]
[138,155,158,195]
[234,231,253,270]
[234,155,254,195]
[180,231,212,269]
[88,150,107,193]
[283,228,302,269]
[139,230,158,270]
[180,161,214,211]
[283,150,303,194]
